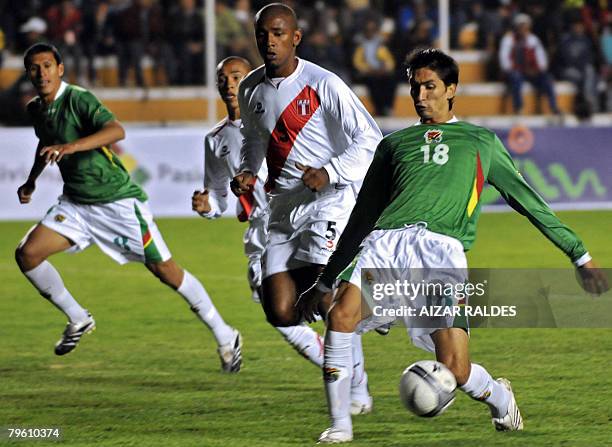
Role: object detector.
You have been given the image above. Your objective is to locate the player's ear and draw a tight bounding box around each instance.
[293,28,302,47]
[58,63,65,78]
[445,83,457,103]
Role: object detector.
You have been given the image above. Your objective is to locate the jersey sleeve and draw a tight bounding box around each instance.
[319,75,382,185]
[319,140,392,287]
[238,83,267,175]
[486,133,588,264]
[201,134,229,219]
[74,88,115,130]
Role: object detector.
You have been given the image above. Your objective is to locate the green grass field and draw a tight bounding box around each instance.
[1,211,611,446]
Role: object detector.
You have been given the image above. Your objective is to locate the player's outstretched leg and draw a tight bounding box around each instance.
[432,328,523,431]
[16,224,95,355]
[146,259,242,373]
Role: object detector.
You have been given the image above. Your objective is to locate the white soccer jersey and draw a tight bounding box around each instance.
[201,117,268,221]
[238,58,382,196]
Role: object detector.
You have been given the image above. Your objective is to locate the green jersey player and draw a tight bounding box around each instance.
[15,43,242,372]
[297,48,609,443]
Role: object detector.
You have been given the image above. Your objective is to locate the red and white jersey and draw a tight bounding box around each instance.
[202,117,268,221]
[238,58,382,196]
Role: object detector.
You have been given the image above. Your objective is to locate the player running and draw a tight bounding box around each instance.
[298,48,609,443]
[15,43,242,372]
[192,56,325,367]
[231,3,382,414]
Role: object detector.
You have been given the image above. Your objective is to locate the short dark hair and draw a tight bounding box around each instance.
[405,48,459,86]
[405,48,459,109]
[24,43,63,69]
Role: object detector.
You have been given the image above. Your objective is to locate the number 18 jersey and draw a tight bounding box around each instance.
[347,120,586,259]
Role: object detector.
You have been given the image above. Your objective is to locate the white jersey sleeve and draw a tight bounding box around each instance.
[201,132,230,219]
[238,68,268,175]
[318,74,382,185]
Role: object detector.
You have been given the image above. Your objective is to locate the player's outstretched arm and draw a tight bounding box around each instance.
[17,142,46,204]
[487,134,591,266]
[39,120,125,164]
[576,260,609,296]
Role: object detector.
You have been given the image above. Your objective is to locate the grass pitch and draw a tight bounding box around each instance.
[1,211,611,446]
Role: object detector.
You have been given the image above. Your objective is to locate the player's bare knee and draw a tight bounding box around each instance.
[266,304,300,327]
[15,242,44,271]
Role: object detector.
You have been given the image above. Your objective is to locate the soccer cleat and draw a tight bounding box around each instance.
[492,378,524,431]
[217,329,242,373]
[350,395,373,415]
[317,427,353,444]
[54,312,96,356]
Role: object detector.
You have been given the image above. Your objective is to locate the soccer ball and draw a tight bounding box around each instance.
[399,360,457,417]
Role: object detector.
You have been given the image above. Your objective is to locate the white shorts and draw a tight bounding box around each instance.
[244,213,268,297]
[39,195,171,265]
[346,223,468,353]
[262,186,354,279]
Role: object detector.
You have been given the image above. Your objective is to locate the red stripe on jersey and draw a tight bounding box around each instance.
[264,85,321,192]
[476,152,484,197]
[237,178,257,222]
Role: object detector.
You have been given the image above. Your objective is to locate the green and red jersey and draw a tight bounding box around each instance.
[27,82,146,204]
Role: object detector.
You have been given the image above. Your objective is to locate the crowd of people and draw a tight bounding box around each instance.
[0,0,611,116]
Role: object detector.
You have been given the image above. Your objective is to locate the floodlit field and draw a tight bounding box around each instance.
[1,211,611,446]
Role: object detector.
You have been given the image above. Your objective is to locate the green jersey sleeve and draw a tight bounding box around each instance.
[73,87,115,130]
[319,140,392,288]
[487,134,587,263]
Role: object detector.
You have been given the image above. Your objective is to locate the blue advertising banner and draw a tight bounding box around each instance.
[383,125,611,210]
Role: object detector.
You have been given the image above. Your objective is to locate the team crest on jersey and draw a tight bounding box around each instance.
[220,145,230,157]
[296,99,311,116]
[424,129,443,144]
[54,214,65,223]
[254,102,265,114]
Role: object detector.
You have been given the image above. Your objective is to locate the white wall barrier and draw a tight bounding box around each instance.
[0,126,240,221]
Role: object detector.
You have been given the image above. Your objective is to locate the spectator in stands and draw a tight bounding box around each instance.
[499,13,560,114]
[168,0,204,85]
[18,17,47,52]
[114,0,172,87]
[557,16,598,116]
[81,1,116,86]
[215,0,250,62]
[300,27,348,80]
[601,17,612,111]
[0,73,36,126]
[46,0,84,85]
[352,17,397,116]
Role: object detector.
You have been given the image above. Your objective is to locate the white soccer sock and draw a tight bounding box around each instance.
[276,324,324,367]
[350,333,369,402]
[23,261,89,323]
[324,330,354,433]
[460,363,510,418]
[177,270,234,346]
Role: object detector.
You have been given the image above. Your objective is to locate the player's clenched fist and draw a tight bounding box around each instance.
[296,162,330,192]
[17,181,36,204]
[192,190,211,214]
[231,171,255,196]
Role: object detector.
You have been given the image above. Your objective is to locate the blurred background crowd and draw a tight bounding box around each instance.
[0,0,611,119]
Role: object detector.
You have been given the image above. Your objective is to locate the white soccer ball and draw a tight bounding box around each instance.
[399,360,457,417]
